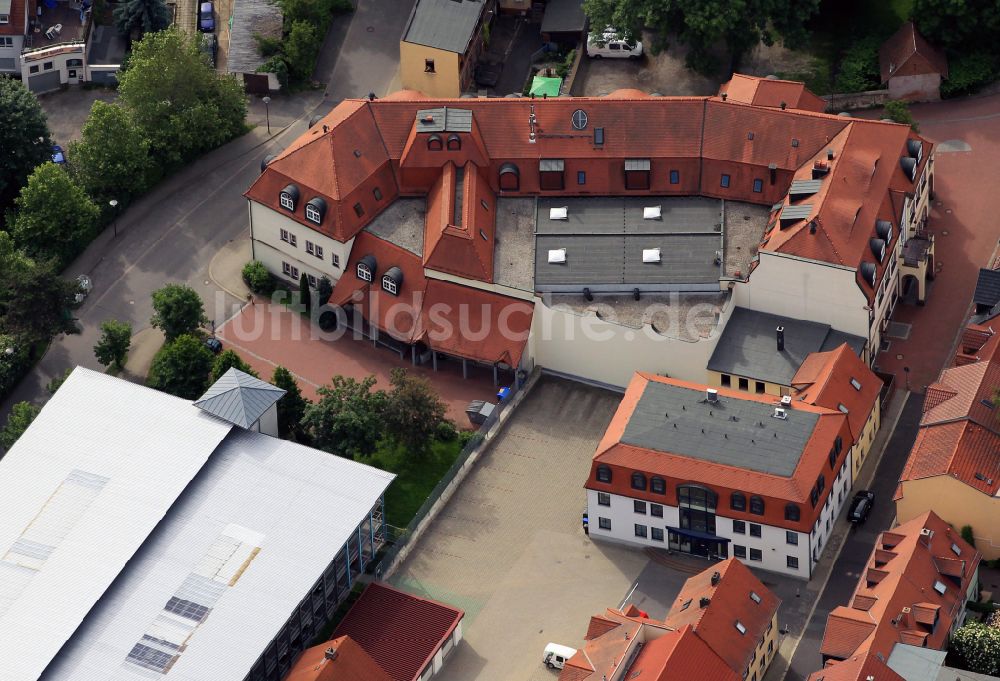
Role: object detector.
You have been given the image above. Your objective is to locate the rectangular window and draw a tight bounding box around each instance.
[424,59,435,73]
[750,524,762,538]
[721,374,731,387]
[305,241,314,255]
[29,65,39,74]
[634,500,646,515]
[787,556,799,569]
[0,14,9,23]
[289,234,297,247]
[282,262,299,279]
[598,492,611,506]
[307,274,318,288]
[669,170,679,185]
[721,174,731,188]
[373,187,383,201]
[755,381,765,394]
[594,127,604,145]
[314,245,324,259]
[739,377,749,391]
[332,254,340,268]
[749,548,762,562]
[353,203,364,218]
[651,527,664,542]
[43,62,53,71]
[280,229,290,243]
[634,524,647,539]
[734,544,746,558]
[577,170,586,185]
[733,520,746,534]
[753,178,764,193]
[786,531,798,545]
[650,503,663,518]
[599,517,611,531]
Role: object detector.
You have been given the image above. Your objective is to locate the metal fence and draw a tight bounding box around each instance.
[373,369,534,580]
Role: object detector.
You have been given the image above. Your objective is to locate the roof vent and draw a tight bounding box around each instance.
[549,206,568,220]
[699,597,711,608]
[773,407,788,420]
[643,248,661,263]
[324,648,338,661]
[548,248,567,264]
[643,205,662,220]
[710,571,721,586]
[781,101,787,110]
[421,114,435,123]
[706,388,719,403]
[721,92,728,101]
[780,395,792,407]
[920,528,934,538]
[827,148,835,160]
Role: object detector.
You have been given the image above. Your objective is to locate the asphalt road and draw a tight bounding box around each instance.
[783,393,923,680]
[0,0,415,428]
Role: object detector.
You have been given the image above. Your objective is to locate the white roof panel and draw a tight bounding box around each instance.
[0,369,234,681]
[40,427,395,681]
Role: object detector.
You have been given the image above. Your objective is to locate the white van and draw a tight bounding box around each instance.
[586,30,643,59]
[543,642,577,670]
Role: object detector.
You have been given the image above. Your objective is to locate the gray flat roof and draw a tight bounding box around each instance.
[364,198,426,256]
[493,198,535,291]
[708,307,866,386]
[227,0,283,74]
[622,381,818,477]
[537,196,722,235]
[540,0,586,34]
[403,0,483,54]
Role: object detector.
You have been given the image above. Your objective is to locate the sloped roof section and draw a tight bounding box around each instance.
[194,368,286,428]
[719,74,827,113]
[879,21,949,83]
[284,636,394,681]
[973,267,1000,308]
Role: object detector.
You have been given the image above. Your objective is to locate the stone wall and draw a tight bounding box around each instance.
[822,89,890,112]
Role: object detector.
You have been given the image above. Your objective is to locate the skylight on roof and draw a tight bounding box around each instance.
[849,378,861,391]
[933,580,946,595]
[643,248,661,263]
[680,598,692,611]
[549,206,568,220]
[735,621,747,635]
[750,591,761,604]
[951,543,962,556]
[643,205,661,220]
[548,248,567,264]
[838,404,849,414]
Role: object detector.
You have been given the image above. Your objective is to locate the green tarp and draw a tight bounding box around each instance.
[530,76,562,97]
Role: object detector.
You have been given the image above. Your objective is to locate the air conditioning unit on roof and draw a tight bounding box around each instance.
[548,248,567,264]
[549,206,568,220]
[780,395,792,407]
[773,407,787,420]
[642,248,661,263]
[643,205,662,220]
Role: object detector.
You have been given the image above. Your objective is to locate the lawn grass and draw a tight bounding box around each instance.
[369,437,465,529]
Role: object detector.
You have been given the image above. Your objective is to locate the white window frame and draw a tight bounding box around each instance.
[382,276,398,295]
[281,261,299,279]
[332,253,340,268]
[305,241,314,255]
[305,203,321,224]
[0,13,9,23]
[357,263,372,282]
[307,274,318,288]
[288,233,297,247]
[314,244,324,259]
[279,193,295,211]
[280,229,290,243]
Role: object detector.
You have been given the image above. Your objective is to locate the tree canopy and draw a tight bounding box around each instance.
[150,284,208,341]
[0,78,52,221]
[114,0,172,40]
[950,621,1000,676]
[0,401,41,452]
[10,163,100,269]
[301,375,386,459]
[0,235,80,342]
[210,349,258,381]
[147,334,214,399]
[94,319,133,370]
[271,365,309,440]
[914,0,1000,51]
[69,100,152,208]
[382,368,447,457]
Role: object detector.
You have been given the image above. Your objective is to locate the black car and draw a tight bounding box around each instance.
[847,490,875,524]
[205,337,223,354]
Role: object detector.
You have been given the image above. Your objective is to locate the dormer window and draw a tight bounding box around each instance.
[446,134,461,151]
[305,197,326,225]
[356,254,376,282]
[381,266,403,296]
[539,159,565,190]
[498,163,519,191]
[279,184,299,212]
[624,158,650,190]
[427,134,443,151]
[876,220,893,242]
[870,238,886,262]
[860,262,877,287]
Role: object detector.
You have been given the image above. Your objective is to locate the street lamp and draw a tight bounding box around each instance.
[109,199,119,237]
[262,96,271,134]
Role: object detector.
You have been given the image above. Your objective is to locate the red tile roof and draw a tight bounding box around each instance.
[719,74,827,113]
[806,652,906,681]
[423,162,495,282]
[792,344,882,442]
[662,558,780,675]
[879,21,949,83]
[0,0,27,35]
[284,636,394,681]
[330,582,463,681]
[819,511,981,662]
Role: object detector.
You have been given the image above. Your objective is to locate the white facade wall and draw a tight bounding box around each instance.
[249,201,354,286]
[0,35,24,74]
[807,453,853,569]
[21,44,87,90]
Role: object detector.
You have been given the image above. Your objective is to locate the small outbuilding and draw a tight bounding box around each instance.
[879,21,948,102]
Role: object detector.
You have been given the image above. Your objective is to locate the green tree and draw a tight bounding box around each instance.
[961,524,976,548]
[0,247,80,342]
[94,319,133,370]
[316,276,333,307]
[285,20,321,81]
[147,334,214,398]
[950,622,1000,676]
[0,401,41,451]
[299,272,312,312]
[150,284,208,341]
[210,349,259,381]
[0,332,31,396]
[914,0,1000,52]
[382,368,447,457]
[0,78,51,219]
[832,34,882,92]
[242,260,274,294]
[271,365,309,439]
[46,367,73,394]
[69,101,152,208]
[114,0,171,40]
[10,163,100,269]
[883,100,919,131]
[117,28,247,170]
[301,375,386,459]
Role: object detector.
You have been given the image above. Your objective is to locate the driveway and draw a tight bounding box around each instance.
[38,87,116,147]
[572,34,717,96]
[215,301,501,426]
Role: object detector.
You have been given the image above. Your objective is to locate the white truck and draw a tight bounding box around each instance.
[543,642,577,670]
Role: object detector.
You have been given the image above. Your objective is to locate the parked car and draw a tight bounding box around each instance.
[848,490,875,524]
[51,145,66,164]
[586,29,643,59]
[74,274,92,306]
[198,1,215,32]
[204,337,223,354]
[543,643,577,670]
[199,33,218,67]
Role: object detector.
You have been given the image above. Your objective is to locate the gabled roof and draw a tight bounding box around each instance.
[194,368,286,428]
[662,558,780,675]
[284,636,394,681]
[792,344,882,441]
[973,267,1000,308]
[807,652,906,681]
[719,74,827,113]
[879,21,949,83]
[331,582,463,681]
[402,0,485,53]
[423,162,495,282]
[819,511,981,662]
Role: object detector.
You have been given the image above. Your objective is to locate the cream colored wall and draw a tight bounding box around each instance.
[400,42,460,97]
[743,612,780,681]
[850,400,881,483]
[705,370,785,396]
[896,475,1000,560]
[249,202,354,285]
[527,295,733,389]
[736,252,869,339]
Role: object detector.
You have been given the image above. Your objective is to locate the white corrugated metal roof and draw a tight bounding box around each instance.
[39,421,395,681]
[0,369,235,681]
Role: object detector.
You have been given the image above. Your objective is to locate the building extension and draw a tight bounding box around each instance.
[0,368,394,681]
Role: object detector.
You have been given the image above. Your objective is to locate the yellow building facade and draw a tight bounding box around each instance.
[399,43,462,98]
[896,475,1000,560]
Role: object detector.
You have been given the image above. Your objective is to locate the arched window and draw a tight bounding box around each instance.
[596,465,612,484]
[631,472,647,491]
[279,183,299,212]
[730,492,746,511]
[785,503,800,522]
[498,162,519,191]
[305,197,326,225]
[427,134,443,151]
[749,495,765,515]
[446,134,461,151]
[650,476,666,495]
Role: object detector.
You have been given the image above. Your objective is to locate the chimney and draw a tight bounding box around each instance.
[721,92,727,101]
[710,571,721,586]
[827,148,835,160]
[368,91,376,101]
[699,596,711,608]
[322,125,329,133]
[780,101,787,110]
[768,163,777,185]
[776,326,785,352]
[324,648,338,661]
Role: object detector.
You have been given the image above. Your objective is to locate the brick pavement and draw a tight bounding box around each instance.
[387,376,647,681]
